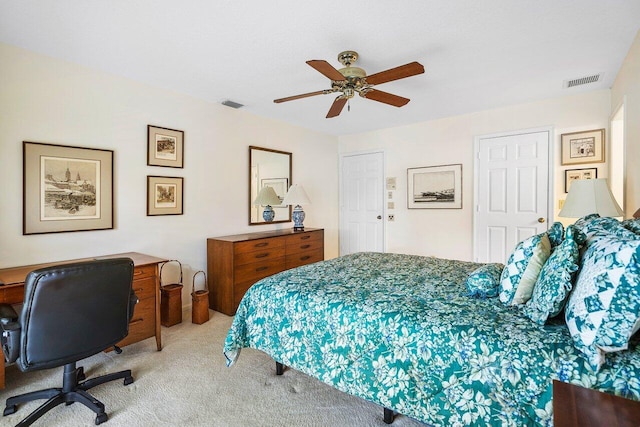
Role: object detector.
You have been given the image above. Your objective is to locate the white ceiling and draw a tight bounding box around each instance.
[1,1,639,136]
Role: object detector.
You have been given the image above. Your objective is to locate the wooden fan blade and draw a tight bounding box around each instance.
[363,89,410,107]
[307,60,346,81]
[366,61,424,85]
[326,97,347,118]
[274,90,326,103]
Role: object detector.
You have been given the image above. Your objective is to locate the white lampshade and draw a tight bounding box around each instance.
[254,186,281,206]
[282,184,311,206]
[559,178,623,218]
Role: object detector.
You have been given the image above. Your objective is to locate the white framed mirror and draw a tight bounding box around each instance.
[249,146,292,225]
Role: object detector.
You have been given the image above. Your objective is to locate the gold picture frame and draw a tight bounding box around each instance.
[147,176,184,216]
[23,141,114,235]
[560,129,605,165]
[147,125,184,168]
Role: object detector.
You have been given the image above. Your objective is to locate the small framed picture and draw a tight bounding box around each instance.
[147,125,184,168]
[147,176,184,216]
[407,164,462,209]
[560,129,605,165]
[23,141,114,235]
[565,168,598,193]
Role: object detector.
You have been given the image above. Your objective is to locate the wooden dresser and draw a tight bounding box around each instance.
[0,252,167,389]
[207,228,324,315]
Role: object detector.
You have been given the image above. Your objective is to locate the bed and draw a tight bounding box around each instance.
[224,218,640,426]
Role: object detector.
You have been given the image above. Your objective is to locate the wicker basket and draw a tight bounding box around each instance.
[160,260,183,327]
[191,270,209,324]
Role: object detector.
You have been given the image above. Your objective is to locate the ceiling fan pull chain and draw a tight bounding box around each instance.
[348,99,351,112]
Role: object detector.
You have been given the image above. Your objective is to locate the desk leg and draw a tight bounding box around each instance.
[155,264,162,351]
[0,353,4,389]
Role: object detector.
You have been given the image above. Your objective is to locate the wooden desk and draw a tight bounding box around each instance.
[0,252,167,389]
[553,380,640,427]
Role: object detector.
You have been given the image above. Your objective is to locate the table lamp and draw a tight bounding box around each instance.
[559,178,623,218]
[282,184,311,231]
[254,186,281,222]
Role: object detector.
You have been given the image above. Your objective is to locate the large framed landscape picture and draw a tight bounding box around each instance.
[407,164,462,209]
[23,141,113,235]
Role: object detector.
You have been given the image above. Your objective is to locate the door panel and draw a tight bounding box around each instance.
[340,152,384,255]
[475,130,550,263]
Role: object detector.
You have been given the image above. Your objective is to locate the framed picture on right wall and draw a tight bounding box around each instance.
[560,128,605,165]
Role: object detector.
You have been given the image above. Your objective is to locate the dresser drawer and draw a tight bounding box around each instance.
[234,257,286,284]
[132,264,156,280]
[286,237,323,255]
[233,246,285,267]
[285,231,323,247]
[131,276,156,301]
[286,248,324,270]
[117,297,156,348]
[235,237,285,254]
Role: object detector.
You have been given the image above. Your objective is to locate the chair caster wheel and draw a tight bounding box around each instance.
[77,366,86,381]
[3,405,17,416]
[124,376,134,386]
[95,412,108,425]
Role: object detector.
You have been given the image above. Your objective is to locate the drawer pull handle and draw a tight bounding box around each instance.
[134,288,144,293]
[301,235,311,240]
[255,253,269,259]
[300,256,311,261]
[130,318,144,325]
[300,244,311,249]
[256,266,268,272]
[133,270,143,276]
[255,242,268,248]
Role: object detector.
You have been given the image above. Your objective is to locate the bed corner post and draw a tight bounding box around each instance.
[275,361,285,375]
[383,407,395,424]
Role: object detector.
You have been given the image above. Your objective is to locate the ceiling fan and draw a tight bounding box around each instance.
[274,51,425,118]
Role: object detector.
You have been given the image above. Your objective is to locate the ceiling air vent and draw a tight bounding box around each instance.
[563,73,602,88]
[221,99,244,109]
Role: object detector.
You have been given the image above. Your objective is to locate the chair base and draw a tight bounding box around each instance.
[4,362,133,426]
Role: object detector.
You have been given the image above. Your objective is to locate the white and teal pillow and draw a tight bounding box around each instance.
[523,226,583,324]
[564,233,640,371]
[621,218,640,235]
[499,233,552,305]
[547,222,564,248]
[466,263,504,299]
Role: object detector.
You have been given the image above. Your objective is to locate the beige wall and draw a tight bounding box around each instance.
[611,29,640,218]
[0,43,340,303]
[339,91,611,261]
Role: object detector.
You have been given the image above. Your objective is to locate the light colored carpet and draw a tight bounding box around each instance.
[0,310,428,427]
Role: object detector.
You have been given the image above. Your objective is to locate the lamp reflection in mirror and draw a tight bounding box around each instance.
[254,186,281,222]
[282,184,311,231]
[559,178,623,218]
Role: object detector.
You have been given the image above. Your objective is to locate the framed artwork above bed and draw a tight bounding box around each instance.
[407,164,462,209]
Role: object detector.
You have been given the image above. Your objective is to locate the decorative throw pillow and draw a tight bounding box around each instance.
[499,233,552,305]
[564,233,640,371]
[622,218,640,235]
[547,222,564,248]
[523,226,583,324]
[466,263,504,299]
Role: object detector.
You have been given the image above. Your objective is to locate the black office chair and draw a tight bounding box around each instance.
[0,258,138,426]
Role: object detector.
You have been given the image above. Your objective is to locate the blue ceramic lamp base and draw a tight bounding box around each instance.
[292,205,305,231]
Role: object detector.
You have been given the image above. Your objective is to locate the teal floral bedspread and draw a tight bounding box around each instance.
[224,252,640,426]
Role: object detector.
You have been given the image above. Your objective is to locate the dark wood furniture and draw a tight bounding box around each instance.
[207,228,324,315]
[0,252,167,389]
[553,380,640,427]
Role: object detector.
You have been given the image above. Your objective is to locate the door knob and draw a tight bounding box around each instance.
[538,217,546,223]
[377,215,382,219]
